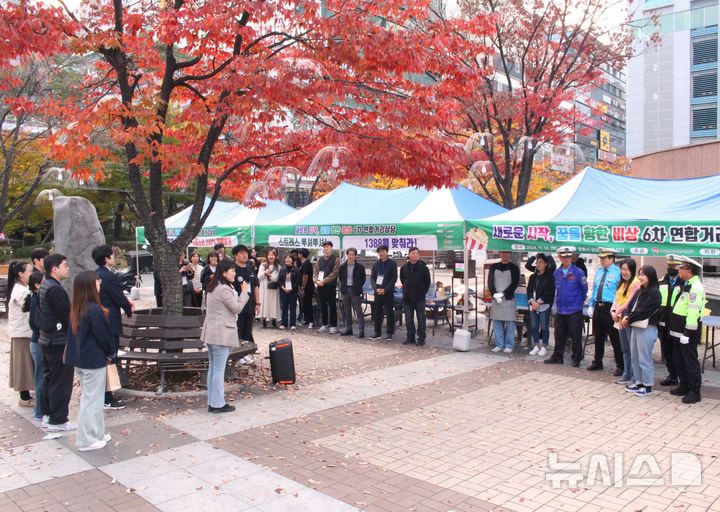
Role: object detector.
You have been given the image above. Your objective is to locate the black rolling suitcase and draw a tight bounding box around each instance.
[269,339,296,384]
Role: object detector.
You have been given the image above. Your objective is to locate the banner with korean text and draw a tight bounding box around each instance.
[468,220,720,257]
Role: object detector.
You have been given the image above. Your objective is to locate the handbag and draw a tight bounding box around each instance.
[106,363,122,392]
[630,319,649,329]
[267,281,279,290]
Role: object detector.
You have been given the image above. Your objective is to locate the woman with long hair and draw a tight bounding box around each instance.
[257,248,281,327]
[7,261,35,407]
[622,265,661,396]
[201,259,250,413]
[278,254,301,330]
[24,271,45,421]
[66,270,115,450]
[611,259,640,385]
[527,253,555,357]
[189,251,204,307]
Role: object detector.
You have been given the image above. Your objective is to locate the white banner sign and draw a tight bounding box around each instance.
[342,235,438,251]
[269,235,341,249]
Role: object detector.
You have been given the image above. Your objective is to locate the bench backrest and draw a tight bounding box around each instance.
[120,308,205,351]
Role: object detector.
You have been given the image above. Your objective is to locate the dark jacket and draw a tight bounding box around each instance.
[527,270,555,307]
[575,258,588,277]
[488,261,520,300]
[97,265,132,341]
[339,261,367,296]
[65,303,115,369]
[626,286,661,326]
[299,259,314,296]
[400,260,431,302]
[371,258,398,294]
[278,265,301,294]
[200,264,216,291]
[37,277,70,349]
[28,292,40,344]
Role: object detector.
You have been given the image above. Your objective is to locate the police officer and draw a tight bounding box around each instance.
[658,255,684,387]
[545,246,588,367]
[668,256,705,404]
[587,248,623,375]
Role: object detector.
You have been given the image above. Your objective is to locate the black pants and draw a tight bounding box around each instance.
[551,311,584,363]
[317,285,337,327]
[41,346,74,425]
[658,325,677,379]
[301,288,315,325]
[373,292,395,337]
[237,309,255,343]
[675,330,702,393]
[592,304,622,366]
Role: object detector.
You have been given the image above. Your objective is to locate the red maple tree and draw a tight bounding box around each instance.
[2,0,493,311]
[444,0,633,209]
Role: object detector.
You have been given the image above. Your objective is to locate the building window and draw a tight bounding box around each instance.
[692,106,718,130]
[693,72,718,96]
[693,38,718,65]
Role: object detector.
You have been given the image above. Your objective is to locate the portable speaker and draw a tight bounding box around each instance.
[269,339,296,385]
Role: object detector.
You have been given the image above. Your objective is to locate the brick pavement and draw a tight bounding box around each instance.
[3,322,720,511]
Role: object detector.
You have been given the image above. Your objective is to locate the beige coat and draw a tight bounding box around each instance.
[201,284,250,347]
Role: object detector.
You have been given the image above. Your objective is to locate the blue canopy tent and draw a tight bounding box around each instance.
[469,167,720,258]
[254,182,506,251]
[136,197,296,248]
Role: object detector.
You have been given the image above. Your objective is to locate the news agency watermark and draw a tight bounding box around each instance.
[545,452,703,489]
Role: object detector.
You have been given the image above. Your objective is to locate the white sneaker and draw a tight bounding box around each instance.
[503,348,513,354]
[78,440,107,451]
[239,355,254,365]
[103,434,112,442]
[308,323,314,329]
[290,326,296,331]
[47,422,77,432]
[279,325,286,330]
[318,325,328,333]
[529,346,540,355]
[491,347,502,352]
[329,327,338,334]
[538,346,547,357]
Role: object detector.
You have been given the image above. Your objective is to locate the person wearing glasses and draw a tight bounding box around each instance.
[545,246,588,367]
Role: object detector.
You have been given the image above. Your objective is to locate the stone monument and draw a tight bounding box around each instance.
[52,196,105,296]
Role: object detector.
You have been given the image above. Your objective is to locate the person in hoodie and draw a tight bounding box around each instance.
[527,253,555,357]
[400,247,431,347]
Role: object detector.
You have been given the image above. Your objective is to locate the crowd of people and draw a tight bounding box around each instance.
[6,245,134,451]
[488,246,706,403]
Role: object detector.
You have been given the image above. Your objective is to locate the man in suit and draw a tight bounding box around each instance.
[338,248,367,338]
[92,245,134,410]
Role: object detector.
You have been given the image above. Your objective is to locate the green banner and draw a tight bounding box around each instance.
[136,226,253,247]
[468,220,720,257]
[254,222,467,250]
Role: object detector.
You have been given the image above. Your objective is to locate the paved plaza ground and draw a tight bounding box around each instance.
[2,283,720,512]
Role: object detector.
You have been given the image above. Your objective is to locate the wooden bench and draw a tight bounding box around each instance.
[116,308,257,394]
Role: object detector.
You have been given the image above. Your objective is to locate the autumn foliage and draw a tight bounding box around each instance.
[0,0,495,310]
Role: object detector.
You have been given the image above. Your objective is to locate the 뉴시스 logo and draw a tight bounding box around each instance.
[546,452,702,489]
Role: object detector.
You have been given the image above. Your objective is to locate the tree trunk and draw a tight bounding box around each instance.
[146,225,184,314]
[113,202,125,241]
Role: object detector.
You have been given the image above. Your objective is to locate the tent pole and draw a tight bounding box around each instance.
[135,226,140,276]
[463,246,469,330]
[432,251,436,284]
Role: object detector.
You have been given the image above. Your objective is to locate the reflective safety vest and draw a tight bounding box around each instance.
[669,275,705,338]
[658,276,683,327]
